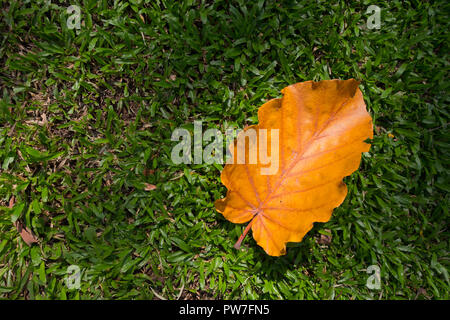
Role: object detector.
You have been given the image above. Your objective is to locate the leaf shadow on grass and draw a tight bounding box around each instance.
[248,234,315,282]
[218,209,321,282]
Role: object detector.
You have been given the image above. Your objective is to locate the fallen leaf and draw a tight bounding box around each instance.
[143,168,155,177]
[14,220,39,246]
[215,79,373,256]
[144,183,157,191]
[9,196,39,246]
[415,288,430,299]
[318,230,332,245]
[8,196,15,209]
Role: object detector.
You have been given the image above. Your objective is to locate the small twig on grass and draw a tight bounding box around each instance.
[176,279,185,300]
[151,288,167,300]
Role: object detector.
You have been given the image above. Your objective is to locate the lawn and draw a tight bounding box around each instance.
[0,0,448,300]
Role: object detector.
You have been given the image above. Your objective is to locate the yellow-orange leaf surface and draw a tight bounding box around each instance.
[215,79,373,256]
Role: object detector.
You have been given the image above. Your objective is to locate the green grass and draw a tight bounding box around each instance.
[0,0,449,300]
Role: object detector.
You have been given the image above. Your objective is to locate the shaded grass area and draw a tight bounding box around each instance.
[0,0,448,299]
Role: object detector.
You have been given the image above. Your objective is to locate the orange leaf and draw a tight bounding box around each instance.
[215,79,373,256]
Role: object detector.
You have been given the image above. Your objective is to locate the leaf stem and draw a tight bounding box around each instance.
[234,219,254,250]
